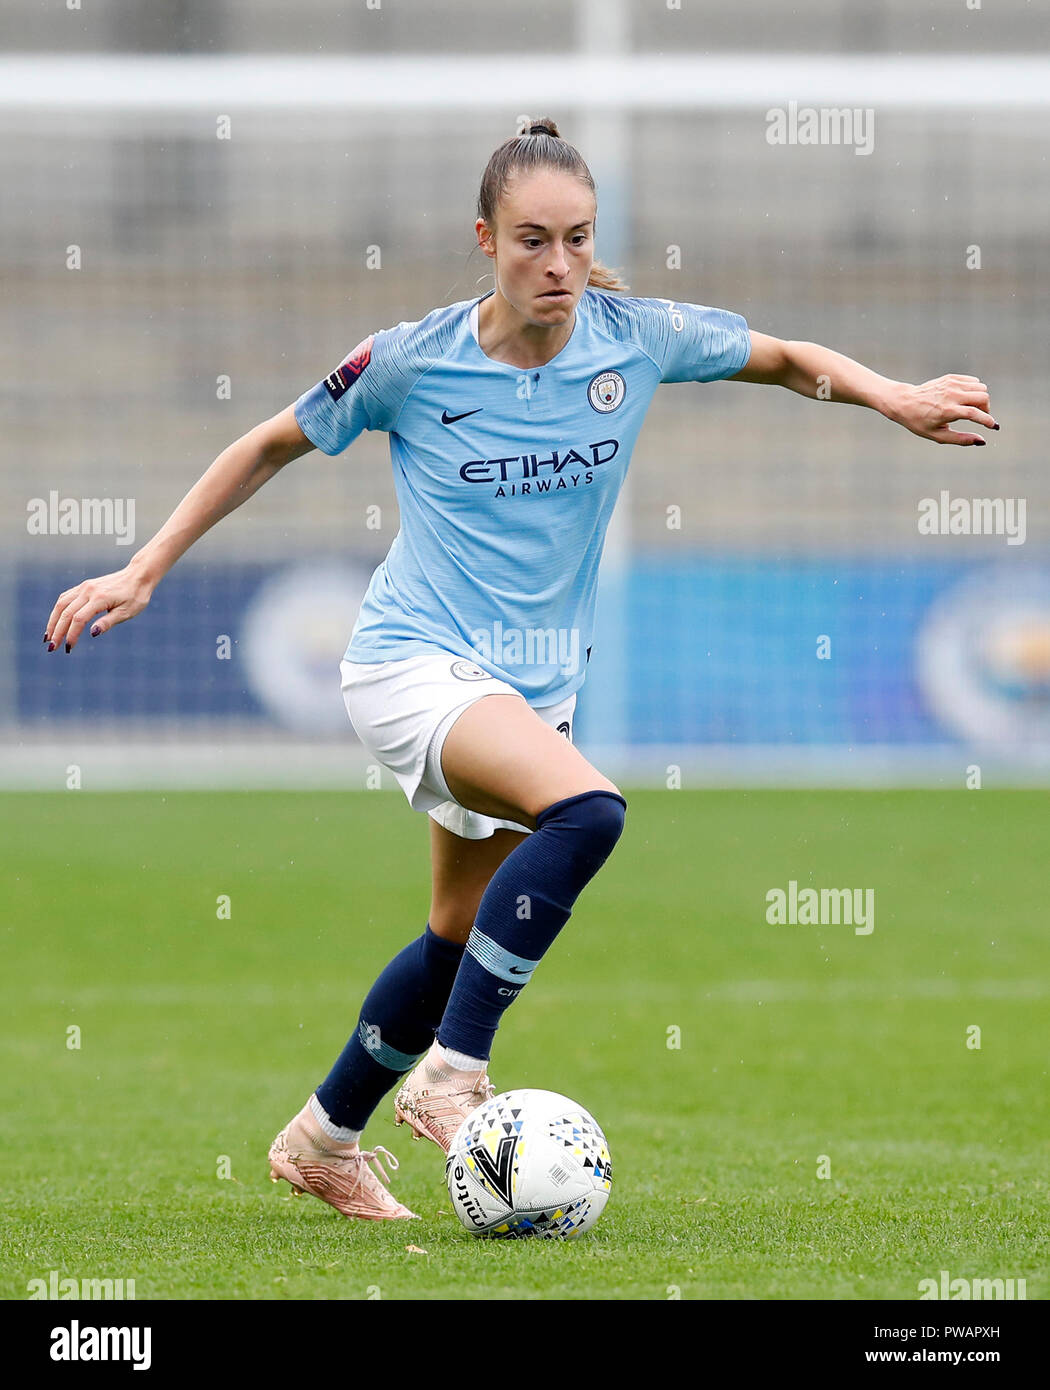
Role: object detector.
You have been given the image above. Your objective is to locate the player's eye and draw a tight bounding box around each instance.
[522,235,589,248]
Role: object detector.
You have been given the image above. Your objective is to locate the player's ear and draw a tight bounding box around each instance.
[476,219,496,259]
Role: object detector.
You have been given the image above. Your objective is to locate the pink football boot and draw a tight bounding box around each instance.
[394,1041,496,1154]
[268,1096,418,1221]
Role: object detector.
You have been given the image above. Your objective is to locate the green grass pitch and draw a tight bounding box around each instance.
[2,788,1047,1300]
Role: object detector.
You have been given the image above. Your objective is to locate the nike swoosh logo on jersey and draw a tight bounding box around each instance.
[508,966,531,975]
[441,408,483,424]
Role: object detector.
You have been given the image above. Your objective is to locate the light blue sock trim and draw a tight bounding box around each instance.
[465,925,541,985]
[357,1020,426,1073]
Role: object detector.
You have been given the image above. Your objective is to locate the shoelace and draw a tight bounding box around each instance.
[415,1069,496,1126]
[441,1075,496,1106]
[358,1144,399,1189]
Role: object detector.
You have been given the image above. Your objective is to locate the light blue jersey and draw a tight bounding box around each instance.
[293,287,750,704]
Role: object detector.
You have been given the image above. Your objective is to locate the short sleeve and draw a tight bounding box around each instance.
[636,298,751,384]
[293,334,379,456]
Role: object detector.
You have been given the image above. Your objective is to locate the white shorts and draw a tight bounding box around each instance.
[340,649,577,840]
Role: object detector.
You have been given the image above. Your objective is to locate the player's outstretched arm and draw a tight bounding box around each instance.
[44,404,315,654]
[728,330,999,447]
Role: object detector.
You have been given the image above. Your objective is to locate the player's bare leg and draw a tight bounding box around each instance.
[395,695,625,1153]
[436,694,621,827]
[427,818,527,946]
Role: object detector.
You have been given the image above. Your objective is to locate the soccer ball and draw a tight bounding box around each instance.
[445,1088,612,1238]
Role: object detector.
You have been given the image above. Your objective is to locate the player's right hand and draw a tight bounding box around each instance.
[44,567,154,653]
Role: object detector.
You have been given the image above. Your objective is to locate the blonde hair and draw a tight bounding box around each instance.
[476,115,630,293]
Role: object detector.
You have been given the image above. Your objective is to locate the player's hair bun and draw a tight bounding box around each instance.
[524,117,560,139]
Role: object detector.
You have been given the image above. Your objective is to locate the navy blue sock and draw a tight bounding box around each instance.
[436,790,627,1062]
[315,923,466,1132]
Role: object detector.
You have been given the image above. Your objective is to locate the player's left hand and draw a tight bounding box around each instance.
[889,375,998,445]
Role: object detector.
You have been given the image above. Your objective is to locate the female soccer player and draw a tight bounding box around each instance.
[45,117,997,1222]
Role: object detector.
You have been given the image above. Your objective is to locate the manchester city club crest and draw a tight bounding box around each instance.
[587,370,626,413]
[450,659,490,681]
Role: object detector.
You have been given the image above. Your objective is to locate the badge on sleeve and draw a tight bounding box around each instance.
[324,334,375,401]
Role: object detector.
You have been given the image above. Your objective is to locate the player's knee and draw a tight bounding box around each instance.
[426,907,475,946]
[587,792,627,859]
[537,788,627,859]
